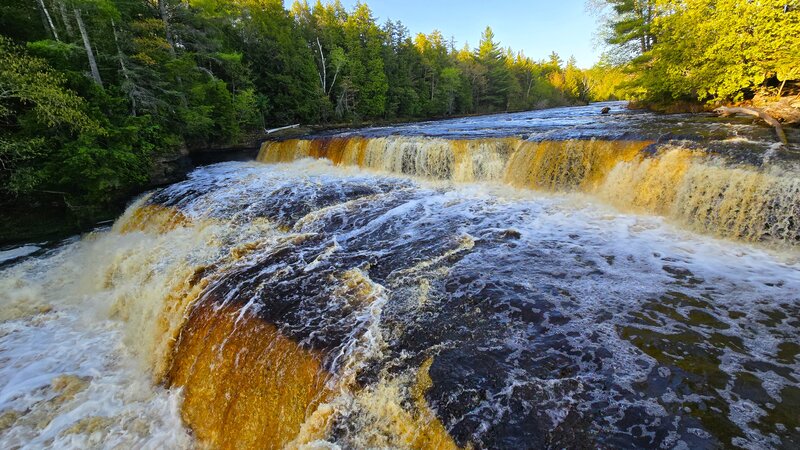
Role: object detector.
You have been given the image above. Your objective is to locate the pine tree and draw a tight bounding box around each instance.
[476,26,513,111]
[343,3,388,118]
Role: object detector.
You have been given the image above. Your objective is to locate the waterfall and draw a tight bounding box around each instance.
[3,140,798,449]
[259,137,800,245]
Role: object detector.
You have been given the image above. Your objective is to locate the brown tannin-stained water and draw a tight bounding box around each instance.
[2,103,800,449]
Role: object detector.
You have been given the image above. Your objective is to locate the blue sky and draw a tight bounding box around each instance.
[286,0,605,68]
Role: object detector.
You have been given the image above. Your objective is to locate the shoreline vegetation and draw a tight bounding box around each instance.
[1,0,798,244]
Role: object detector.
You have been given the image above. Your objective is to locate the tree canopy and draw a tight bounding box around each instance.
[598,0,800,103]
[1,0,619,216]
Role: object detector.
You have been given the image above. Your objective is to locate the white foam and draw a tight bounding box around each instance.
[2,160,798,447]
[0,245,41,264]
[0,241,192,448]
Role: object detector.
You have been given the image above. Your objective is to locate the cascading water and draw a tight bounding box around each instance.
[258,137,800,245]
[2,104,799,449]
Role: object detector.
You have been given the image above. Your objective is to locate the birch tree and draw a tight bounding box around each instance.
[35,0,60,41]
[73,7,102,86]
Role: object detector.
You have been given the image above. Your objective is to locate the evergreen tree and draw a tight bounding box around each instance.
[236,0,322,123]
[343,3,388,118]
[603,0,658,57]
[1,0,609,217]
[382,20,421,118]
[476,26,513,111]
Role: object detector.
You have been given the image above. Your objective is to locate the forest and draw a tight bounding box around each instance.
[1,0,612,219]
[1,0,798,239]
[599,0,799,106]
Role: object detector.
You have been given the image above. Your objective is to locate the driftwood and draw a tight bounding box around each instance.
[714,106,788,145]
[265,123,300,135]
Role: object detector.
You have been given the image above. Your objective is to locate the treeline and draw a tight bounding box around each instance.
[0,0,621,213]
[289,1,599,120]
[598,0,800,104]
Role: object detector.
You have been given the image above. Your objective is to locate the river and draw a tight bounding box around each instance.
[1,102,799,449]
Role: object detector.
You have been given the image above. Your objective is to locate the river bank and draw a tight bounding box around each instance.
[0,105,583,246]
[4,99,798,247]
[631,93,800,126]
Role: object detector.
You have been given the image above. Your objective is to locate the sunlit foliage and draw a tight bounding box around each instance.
[2,0,621,213]
[598,0,800,103]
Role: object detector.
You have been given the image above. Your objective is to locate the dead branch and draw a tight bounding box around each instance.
[265,124,300,135]
[714,106,788,145]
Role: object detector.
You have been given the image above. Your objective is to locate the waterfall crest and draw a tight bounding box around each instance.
[259,137,800,245]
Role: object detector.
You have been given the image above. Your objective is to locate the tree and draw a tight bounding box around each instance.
[35,0,60,42]
[236,0,322,123]
[475,26,513,111]
[657,0,800,101]
[0,35,100,195]
[584,55,631,101]
[436,67,462,115]
[382,19,421,118]
[564,56,590,103]
[73,3,103,86]
[1,0,599,222]
[511,52,537,108]
[602,0,658,57]
[343,3,388,118]
[456,44,483,113]
[598,0,800,104]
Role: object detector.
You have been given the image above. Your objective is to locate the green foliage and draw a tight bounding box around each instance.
[234,0,322,123]
[476,27,514,110]
[604,0,657,55]
[50,131,150,204]
[584,56,631,101]
[3,0,622,219]
[0,36,102,197]
[564,57,591,103]
[342,3,388,118]
[0,0,45,43]
[600,0,800,103]
[0,36,99,132]
[10,0,788,224]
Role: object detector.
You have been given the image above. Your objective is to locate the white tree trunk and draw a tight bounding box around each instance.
[264,124,300,134]
[111,19,136,115]
[328,62,342,96]
[158,0,177,56]
[157,0,186,107]
[58,1,73,38]
[74,8,103,87]
[316,37,327,93]
[36,0,60,41]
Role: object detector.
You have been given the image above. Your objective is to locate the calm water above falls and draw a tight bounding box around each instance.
[314,101,800,163]
[1,105,799,449]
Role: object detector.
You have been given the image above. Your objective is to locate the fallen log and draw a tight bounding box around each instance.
[265,123,300,135]
[714,106,788,145]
